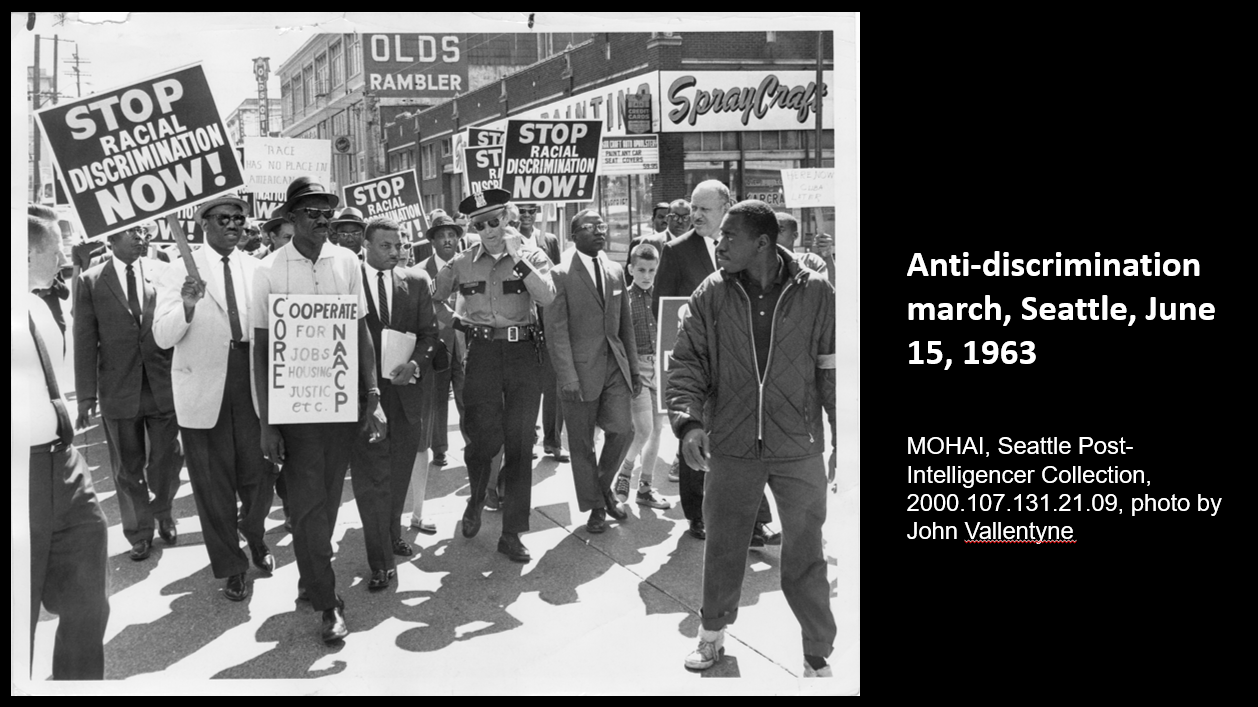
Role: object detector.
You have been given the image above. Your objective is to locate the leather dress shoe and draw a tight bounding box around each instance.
[688,520,707,540]
[586,508,607,534]
[603,492,628,521]
[225,573,252,602]
[321,599,348,643]
[410,518,437,535]
[497,533,531,563]
[367,568,396,592]
[393,538,414,557]
[431,452,447,466]
[751,522,782,548]
[251,544,275,574]
[296,587,310,602]
[462,500,482,538]
[129,539,152,561]
[158,518,178,544]
[545,446,570,462]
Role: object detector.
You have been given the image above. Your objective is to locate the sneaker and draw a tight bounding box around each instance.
[752,522,782,547]
[484,488,501,512]
[684,628,725,670]
[667,458,680,483]
[803,662,833,678]
[614,474,631,502]
[636,487,671,509]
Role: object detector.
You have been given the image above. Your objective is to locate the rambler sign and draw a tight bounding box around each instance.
[658,70,834,133]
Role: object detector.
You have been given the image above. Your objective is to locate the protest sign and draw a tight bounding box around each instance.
[600,135,659,175]
[656,296,690,415]
[34,63,245,239]
[463,144,503,195]
[780,168,836,208]
[268,294,359,424]
[342,169,428,239]
[468,127,504,147]
[242,137,331,192]
[501,119,603,203]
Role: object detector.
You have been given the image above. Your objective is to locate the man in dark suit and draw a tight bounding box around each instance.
[350,218,441,591]
[516,201,569,462]
[75,223,183,562]
[418,214,466,469]
[546,209,641,533]
[654,180,779,546]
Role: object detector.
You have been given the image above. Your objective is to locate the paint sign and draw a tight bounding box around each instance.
[363,34,467,97]
[501,119,603,203]
[656,296,690,415]
[342,169,428,238]
[242,137,331,192]
[268,294,359,424]
[780,168,836,208]
[34,63,245,239]
[600,135,659,175]
[658,70,835,133]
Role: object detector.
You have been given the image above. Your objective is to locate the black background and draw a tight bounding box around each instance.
[871,68,1244,692]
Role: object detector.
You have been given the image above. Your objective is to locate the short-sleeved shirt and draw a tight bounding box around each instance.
[433,243,555,329]
[250,241,368,331]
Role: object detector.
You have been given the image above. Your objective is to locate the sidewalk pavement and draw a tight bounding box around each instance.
[21,319,858,695]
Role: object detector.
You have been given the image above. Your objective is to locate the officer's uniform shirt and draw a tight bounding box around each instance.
[433,242,555,328]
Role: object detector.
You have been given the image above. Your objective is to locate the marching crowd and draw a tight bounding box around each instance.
[26,176,838,680]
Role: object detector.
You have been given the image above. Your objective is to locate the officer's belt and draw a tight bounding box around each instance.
[453,319,539,342]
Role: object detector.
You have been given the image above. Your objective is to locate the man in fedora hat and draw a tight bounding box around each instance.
[418,213,465,470]
[251,176,387,643]
[332,207,367,258]
[154,194,274,602]
[433,188,555,563]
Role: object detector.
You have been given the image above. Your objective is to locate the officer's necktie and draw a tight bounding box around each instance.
[222,256,244,342]
[29,314,74,446]
[126,263,142,327]
[377,271,390,327]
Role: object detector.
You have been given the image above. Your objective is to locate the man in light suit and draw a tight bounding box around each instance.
[153,195,274,602]
[350,218,442,591]
[517,201,569,462]
[655,180,779,546]
[546,209,640,534]
[75,223,183,562]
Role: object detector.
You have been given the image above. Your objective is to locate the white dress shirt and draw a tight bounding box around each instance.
[573,249,606,299]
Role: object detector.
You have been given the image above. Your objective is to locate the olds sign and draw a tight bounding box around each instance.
[658,70,834,133]
[364,34,467,97]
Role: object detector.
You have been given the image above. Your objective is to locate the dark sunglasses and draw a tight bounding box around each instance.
[209,214,248,227]
[472,217,501,231]
[297,207,336,221]
[518,207,538,215]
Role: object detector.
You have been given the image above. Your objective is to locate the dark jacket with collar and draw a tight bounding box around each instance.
[665,247,836,461]
[652,228,715,318]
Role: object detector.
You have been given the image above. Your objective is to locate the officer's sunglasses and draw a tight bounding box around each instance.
[472,217,501,231]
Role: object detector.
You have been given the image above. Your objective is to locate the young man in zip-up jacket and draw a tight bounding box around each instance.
[666,199,838,678]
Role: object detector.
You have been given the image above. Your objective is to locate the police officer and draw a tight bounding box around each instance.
[433,189,555,563]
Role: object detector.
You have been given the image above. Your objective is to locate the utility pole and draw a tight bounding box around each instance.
[33,34,41,202]
[65,46,90,98]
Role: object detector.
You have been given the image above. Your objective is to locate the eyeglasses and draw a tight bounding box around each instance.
[508,220,521,228]
[579,223,609,234]
[209,214,248,227]
[296,207,336,221]
[667,213,691,221]
[472,217,501,232]
[124,226,149,236]
[518,207,538,215]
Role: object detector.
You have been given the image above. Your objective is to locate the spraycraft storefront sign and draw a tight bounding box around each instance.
[658,70,835,132]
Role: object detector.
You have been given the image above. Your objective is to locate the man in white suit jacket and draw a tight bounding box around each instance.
[153,196,274,602]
